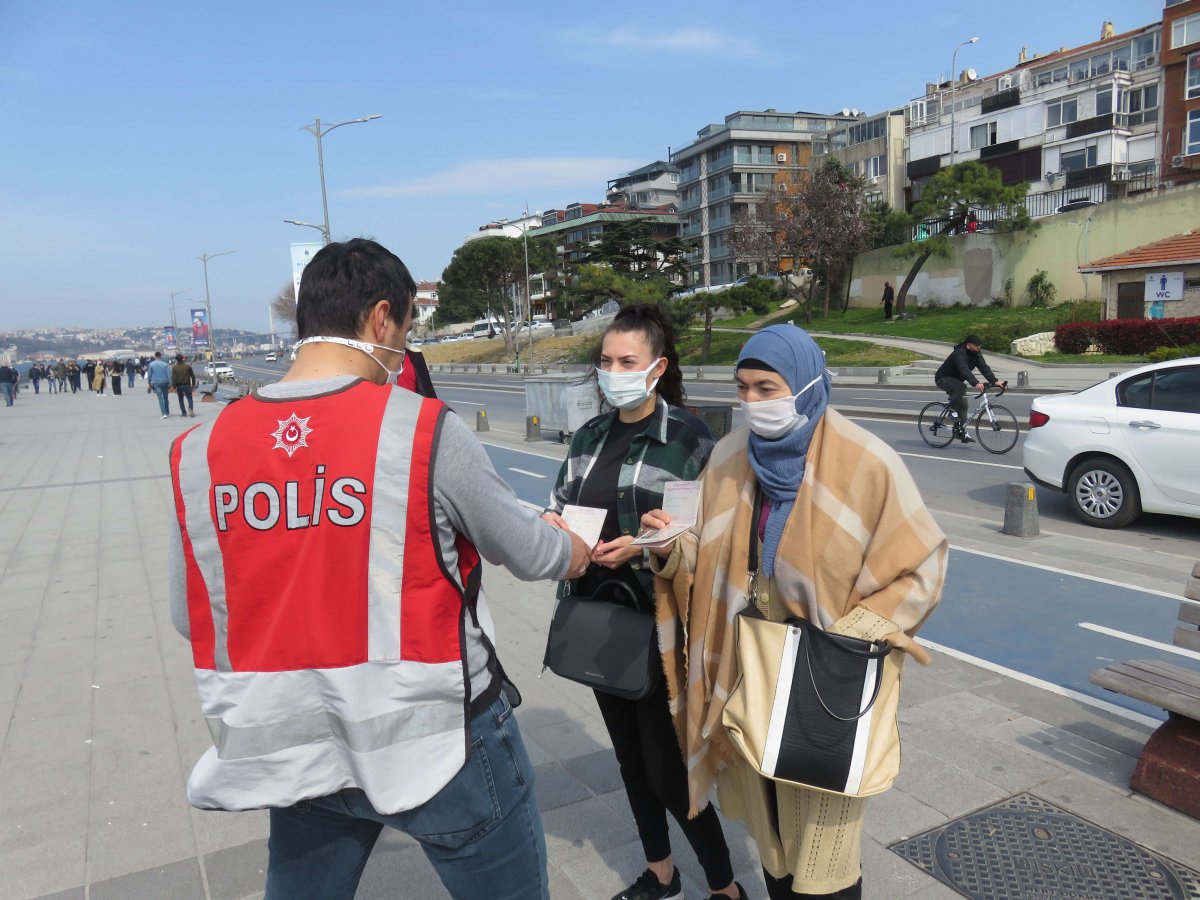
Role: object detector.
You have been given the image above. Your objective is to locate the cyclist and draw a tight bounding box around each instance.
[934,334,1006,443]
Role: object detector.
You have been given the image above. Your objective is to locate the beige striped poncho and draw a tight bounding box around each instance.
[653,409,948,818]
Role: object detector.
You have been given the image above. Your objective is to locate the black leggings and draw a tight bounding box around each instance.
[763,870,862,899]
[594,679,734,890]
[935,376,969,422]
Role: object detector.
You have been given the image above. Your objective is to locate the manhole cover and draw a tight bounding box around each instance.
[889,793,1200,899]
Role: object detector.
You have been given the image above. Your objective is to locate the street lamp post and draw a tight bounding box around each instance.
[198,250,235,361]
[168,289,189,341]
[299,114,382,245]
[948,37,980,165]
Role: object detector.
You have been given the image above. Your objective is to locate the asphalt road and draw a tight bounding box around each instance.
[225,359,1200,723]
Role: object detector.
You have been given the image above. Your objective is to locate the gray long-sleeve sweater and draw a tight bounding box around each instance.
[168,376,572,702]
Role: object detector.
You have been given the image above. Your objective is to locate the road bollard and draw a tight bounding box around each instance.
[525,415,540,441]
[476,364,482,373]
[1017,371,1029,387]
[696,367,704,381]
[1002,482,1039,537]
[1109,371,1119,379]
[476,408,489,432]
[877,368,889,384]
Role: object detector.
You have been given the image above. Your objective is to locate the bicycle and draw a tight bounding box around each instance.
[918,385,1020,454]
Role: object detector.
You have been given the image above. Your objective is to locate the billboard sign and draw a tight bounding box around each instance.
[191,308,210,347]
[164,326,176,350]
[291,242,322,303]
[1144,272,1184,302]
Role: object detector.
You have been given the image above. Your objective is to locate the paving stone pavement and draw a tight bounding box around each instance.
[2,386,1198,900]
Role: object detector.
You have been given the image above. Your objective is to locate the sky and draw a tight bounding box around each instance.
[0,0,1166,332]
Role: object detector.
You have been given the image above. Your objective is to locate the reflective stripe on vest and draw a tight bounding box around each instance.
[170,381,484,813]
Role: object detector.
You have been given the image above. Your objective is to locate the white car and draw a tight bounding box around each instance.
[205,362,234,377]
[265,352,278,362]
[1023,357,1200,528]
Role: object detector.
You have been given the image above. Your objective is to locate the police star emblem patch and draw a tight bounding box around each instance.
[270,412,313,458]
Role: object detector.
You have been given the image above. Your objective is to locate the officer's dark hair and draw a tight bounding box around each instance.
[602,303,686,407]
[296,238,416,340]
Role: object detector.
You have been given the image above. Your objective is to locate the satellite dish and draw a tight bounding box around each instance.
[841,107,851,117]
[966,68,978,81]
[851,108,860,116]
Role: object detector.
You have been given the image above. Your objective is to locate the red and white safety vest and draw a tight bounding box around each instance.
[170,380,485,814]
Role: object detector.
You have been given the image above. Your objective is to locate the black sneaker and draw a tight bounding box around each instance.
[959,433,975,443]
[612,867,683,900]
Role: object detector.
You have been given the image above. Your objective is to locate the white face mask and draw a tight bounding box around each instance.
[739,374,822,439]
[293,335,406,384]
[595,359,663,411]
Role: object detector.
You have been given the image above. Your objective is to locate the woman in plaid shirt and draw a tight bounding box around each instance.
[544,305,745,900]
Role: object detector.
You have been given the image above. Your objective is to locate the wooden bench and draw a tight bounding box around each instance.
[1089,561,1200,819]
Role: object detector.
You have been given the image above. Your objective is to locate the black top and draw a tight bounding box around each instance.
[935,342,997,385]
[576,414,653,543]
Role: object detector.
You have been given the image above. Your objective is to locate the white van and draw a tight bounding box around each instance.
[472,316,502,339]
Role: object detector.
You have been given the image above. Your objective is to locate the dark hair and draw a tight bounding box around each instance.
[602,303,686,406]
[175,354,184,363]
[963,334,982,347]
[296,238,416,340]
[154,351,161,358]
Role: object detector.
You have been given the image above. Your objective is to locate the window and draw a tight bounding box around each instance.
[1189,53,1200,100]
[1188,109,1200,156]
[1047,96,1079,127]
[1133,33,1159,70]
[1060,146,1097,172]
[969,121,997,149]
[1035,65,1068,87]
[1122,367,1200,414]
[1124,83,1159,126]
[1095,86,1113,116]
[1173,12,1200,49]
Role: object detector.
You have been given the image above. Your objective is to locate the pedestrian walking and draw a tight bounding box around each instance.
[92,361,107,395]
[171,354,196,417]
[110,361,123,396]
[45,364,56,394]
[68,361,81,393]
[167,237,591,900]
[147,351,171,418]
[544,304,744,900]
[641,325,947,900]
[31,365,42,394]
[55,360,68,393]
[83,360,96,391]
[125,358,136,389]
[0,363,16,407]
[881,281,894,320]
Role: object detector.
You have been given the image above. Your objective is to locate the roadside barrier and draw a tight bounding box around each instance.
[476,408,489,432]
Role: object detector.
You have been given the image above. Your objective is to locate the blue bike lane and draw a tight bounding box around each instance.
[482,442,1196,724]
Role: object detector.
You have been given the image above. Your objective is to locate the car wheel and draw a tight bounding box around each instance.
[1066,458,1141,528]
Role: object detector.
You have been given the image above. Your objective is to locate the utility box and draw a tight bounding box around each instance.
[524,374,600,443]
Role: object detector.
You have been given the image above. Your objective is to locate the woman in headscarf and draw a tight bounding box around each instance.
[641,324,947,899]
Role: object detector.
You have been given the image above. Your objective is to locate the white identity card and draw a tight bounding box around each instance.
[631,480,701,546]
[561,505,608,549]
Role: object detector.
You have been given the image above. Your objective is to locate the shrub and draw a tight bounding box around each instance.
[1054,321,1097,354]
[972,323,1029,353]
[1026,270,1056,308]
[1094,317,1200,354]
[1147,343,1200,362]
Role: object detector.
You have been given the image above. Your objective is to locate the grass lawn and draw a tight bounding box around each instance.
[786,302,1101,343]
[1031,351,1149,365]
[677,330,922,367]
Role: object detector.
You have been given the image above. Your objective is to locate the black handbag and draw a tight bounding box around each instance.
[543,578,662,700]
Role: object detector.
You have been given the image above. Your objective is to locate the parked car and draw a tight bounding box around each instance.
[205,362,235,377]
[1023,358,1200,528]
[264,352,278,362]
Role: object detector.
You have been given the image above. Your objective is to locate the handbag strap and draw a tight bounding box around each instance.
[801,622,889,722]
[746,487,765,614]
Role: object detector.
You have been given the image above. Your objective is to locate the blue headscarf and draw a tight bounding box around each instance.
[737,325,831,576]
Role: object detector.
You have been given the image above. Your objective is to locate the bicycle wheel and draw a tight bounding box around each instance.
[918,402,955,448]
[975,404,1020,454]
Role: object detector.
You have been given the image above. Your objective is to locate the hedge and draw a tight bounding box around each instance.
[1054,317,1200,355]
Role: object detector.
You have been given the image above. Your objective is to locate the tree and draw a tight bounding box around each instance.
[437,236,556,352]
[863,200,908,251]
[785,158,870,317]
[892,161,1034,315]
[270,281,297,341]
[577,218,691,282]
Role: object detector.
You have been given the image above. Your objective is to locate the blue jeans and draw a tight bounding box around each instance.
[265,695,548,900]
[1,383,12,406]
[152,384,170,415]
[128,371,135,387]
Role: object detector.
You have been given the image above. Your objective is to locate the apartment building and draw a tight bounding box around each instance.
[527,200,679,278]
[813,109,907,210]
[1162,0,1200,182]
[462,210,543,244]
[414,281,438,325]
[905,21,1163,214]
[671,109,856,287]
[605,160,681,209]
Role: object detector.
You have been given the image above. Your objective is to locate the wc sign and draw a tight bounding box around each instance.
[1143,271,1183,302]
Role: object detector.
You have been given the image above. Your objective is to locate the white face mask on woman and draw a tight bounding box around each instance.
[293,335,406,385]
[739,374,822,439]
[595,359,663,410]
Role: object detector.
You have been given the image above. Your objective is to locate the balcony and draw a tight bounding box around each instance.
[981,87,1021,114]
[1065,164,1113,187]
[1066,114,1117,139]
